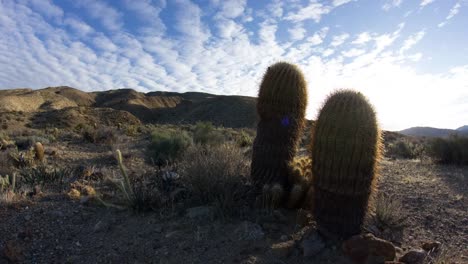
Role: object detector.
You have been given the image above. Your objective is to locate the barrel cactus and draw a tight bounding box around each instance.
[251,62,308,207]
[310,89,382,237]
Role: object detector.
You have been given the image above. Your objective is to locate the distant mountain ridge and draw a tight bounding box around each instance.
[0,86,257,128]
[399,126,468,138]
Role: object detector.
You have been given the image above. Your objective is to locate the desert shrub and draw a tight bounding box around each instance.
[192,122,224,146]
[427,135,468,165]
[15,135,50,150]
[19,165,72,188]
[385,139,424,159]
[83,126,118,144]
[236,130,253,148]
[149,129,192,165]
[179,144,251,216]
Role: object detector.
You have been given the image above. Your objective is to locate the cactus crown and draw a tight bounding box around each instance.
[257,62,307,118]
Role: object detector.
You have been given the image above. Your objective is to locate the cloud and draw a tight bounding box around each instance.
[64,17,93,37]
[122,0,166,33]
[420,0,435,7]
[352,32,372,45]
[307,27,329,45]
[285,2,331,23]
[438,1,462,27]
[28,0,64,19]
[342,48,366,57]
[400,30,425,53]
[74,0,123,31]
[332,0,355,7]
[330,33,350,47]
[288,23,306,41]
[382,0,403,11]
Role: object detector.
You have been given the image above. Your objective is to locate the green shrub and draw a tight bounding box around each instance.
[149,129,192,165]
[236,130,253,147]
[192,122,224,146]
[19,165,72,188]
[428,135,468,165]
[385,139,424,159]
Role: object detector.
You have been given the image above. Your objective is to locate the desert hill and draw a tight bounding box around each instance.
[399,126,468,138]
[0,86,258,128]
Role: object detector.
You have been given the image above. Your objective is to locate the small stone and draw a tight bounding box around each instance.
[24,214,32,221]
[280,235,288,242]
[399,249,427,264]
[68,188,81,199]
[93,221,110,233]
[301,232,325,257]
[271,240,295,258]
[80,196,90,205]
[235,221,265,241]
[185,206,214,219]
[343,233,396,264]
[2,240,23,262]
[422,241,441,252]
[33,185,42,195]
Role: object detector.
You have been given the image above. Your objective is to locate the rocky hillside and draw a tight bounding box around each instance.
[399,126,468,138]
[0,86,258,128]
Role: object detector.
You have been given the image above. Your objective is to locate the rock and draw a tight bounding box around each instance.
[399,249,427,264]
[80,196,90,205]
[68,188,81,199]
[23,214,32,221]
[270,240,295,258]
[93,221,110,233]
[2,240,23,262]
[421,241,441,252]
[235,221,265,241]
[301,232,326,257]
[185,206,214,219]
[343,233,396,264]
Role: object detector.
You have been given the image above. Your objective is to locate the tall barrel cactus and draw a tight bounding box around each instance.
[251,62,308,206]
[310,90,381,237]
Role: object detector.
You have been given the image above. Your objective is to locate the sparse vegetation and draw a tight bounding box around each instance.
[427,135,468,165]
[374,193,405,228]
[385,138,425,159]
[192,121,224,146]
[149,128,192,165]
[180,143,251,216]
[19,165,71,188]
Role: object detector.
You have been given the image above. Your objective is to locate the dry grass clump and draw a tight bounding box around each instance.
[180,143,251,216]
[374,193,405,228]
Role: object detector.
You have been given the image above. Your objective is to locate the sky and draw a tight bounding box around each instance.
[0,0,467,131]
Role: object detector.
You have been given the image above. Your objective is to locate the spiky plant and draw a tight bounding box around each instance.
[251,62,308,207]
[310,89,382,238]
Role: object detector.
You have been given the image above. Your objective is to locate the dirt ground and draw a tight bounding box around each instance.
[0,130,467,264]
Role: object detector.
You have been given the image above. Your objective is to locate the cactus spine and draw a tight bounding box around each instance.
[251,62,307,205]
[310,89,381,237]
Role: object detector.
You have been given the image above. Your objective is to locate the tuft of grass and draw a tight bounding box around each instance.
[375,193,405,228]
[192,121,224,146]
[179,143,251,217]
[19,165,71,188]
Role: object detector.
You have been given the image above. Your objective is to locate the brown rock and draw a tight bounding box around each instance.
[271,240,296,258]
[421,241,441,252]
[399,249,427,264]
[2,240,23,262]
[343,233,396,264]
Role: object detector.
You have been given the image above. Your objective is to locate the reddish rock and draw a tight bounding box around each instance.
[399,249,427,264]
[343,233,396,264]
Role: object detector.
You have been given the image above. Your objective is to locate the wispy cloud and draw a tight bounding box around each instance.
[74,0,123,31]
[438,1,462,27]
[420,0,435,7]
[330,33,350,47]
[285,2,331,23]
[382,0,403,11]
[400,30,426,53]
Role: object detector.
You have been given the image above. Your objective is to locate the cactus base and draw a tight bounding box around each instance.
[313,186,370,238]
